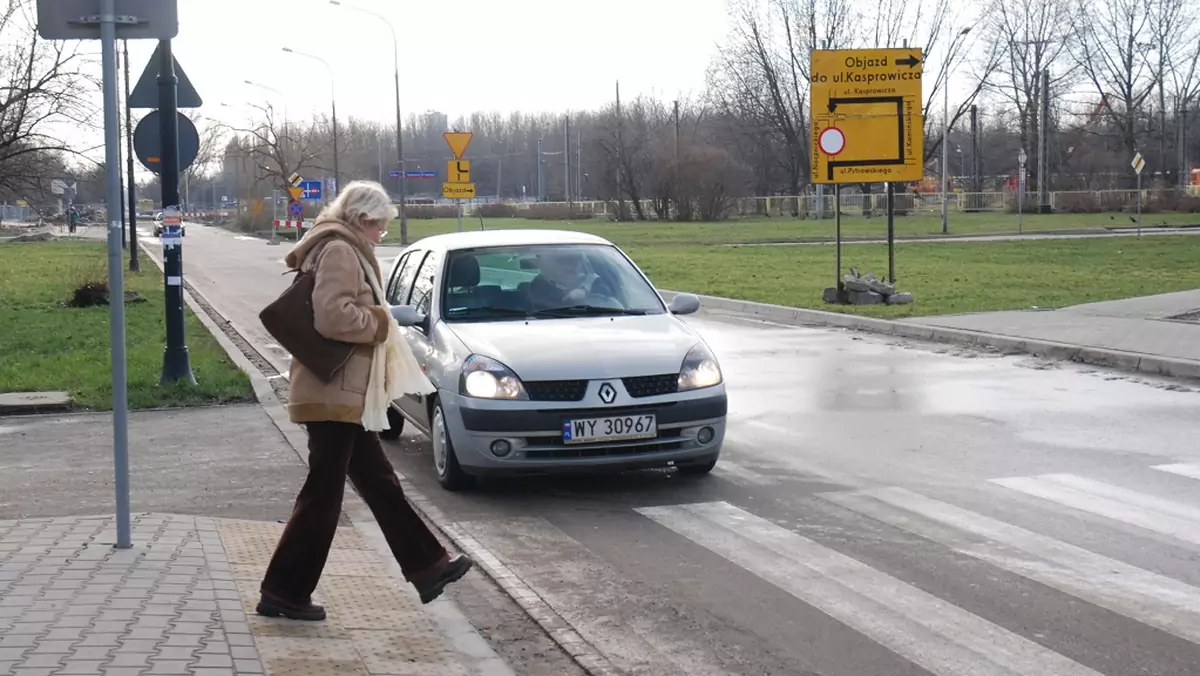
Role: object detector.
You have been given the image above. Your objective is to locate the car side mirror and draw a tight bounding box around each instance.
[668,293,700,315]
[390,304,425,327]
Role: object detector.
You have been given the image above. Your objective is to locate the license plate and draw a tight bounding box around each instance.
[562,414,657,444]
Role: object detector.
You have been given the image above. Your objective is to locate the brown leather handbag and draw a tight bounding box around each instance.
[259,250,357,383]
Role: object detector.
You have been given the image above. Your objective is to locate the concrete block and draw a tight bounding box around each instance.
[886,292,913,304]
[847,290,883,305]
[0,392,72,414]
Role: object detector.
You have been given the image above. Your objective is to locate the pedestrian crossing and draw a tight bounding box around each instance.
[455,460,1200,676]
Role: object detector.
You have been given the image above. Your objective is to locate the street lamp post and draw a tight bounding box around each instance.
[282,47,339,198]
[329,0,408,243]
[941,27,972,235]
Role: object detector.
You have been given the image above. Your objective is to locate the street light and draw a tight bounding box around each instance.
[282,47,339,198]
[329,0,409,244]
[941,26,972,234]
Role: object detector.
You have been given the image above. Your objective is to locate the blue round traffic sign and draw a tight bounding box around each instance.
[288,201,303,218]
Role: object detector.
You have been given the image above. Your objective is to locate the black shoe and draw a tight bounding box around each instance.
[416,554,474,604]
[255,590,326,621]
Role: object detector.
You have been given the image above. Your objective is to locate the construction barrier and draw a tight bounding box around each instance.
[273,220,312,229]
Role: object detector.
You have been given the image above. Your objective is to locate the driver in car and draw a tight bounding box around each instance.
[529,250,592,308]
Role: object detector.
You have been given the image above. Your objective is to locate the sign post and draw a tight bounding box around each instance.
[1132,151,1145,236]
[442,131,475,232]
[1018,148,1027,234]
[810,47,924,301]
[36,0,180,550]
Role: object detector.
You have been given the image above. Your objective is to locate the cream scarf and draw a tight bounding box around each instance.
[353,249,436,432]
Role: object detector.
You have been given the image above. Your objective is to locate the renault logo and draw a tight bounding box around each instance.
[598,382,617,404]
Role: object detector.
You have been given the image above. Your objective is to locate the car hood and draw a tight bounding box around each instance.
[445,314,701,381]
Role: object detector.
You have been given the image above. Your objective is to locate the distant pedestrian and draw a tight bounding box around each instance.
[256,180,472,621]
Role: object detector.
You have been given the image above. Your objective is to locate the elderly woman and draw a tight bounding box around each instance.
[256,180,472,622]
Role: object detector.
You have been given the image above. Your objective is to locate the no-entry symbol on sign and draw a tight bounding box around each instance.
[819,127,846,156]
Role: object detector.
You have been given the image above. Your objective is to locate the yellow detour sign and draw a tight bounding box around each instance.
[447,160,470,183]
[810,48,924,184]
[443,183,476,199]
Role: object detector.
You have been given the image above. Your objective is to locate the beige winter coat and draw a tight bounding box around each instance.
[282,218,391,424]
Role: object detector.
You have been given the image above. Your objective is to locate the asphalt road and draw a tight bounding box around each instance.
[159,223,1200,676]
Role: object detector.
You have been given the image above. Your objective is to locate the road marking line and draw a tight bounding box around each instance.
[458,518,728,676]
[636,501,1101,676]
[825,487,1200,645]
[991,473,1200,546]
[1152,463,1200,481]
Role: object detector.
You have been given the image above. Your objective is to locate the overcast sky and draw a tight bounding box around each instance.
[34,0,986,181]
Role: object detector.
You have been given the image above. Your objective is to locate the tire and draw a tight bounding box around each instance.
[678,455,719,476]
[431,402,472,491]
[378,406,405,440]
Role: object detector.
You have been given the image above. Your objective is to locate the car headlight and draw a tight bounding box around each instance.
[678,343,723,391]
[459,354,528,400]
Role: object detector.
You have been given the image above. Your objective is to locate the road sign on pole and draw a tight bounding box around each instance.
[298,180,323,200]
[442,183,477,199]
[810,48,925,184]
[287,186,303,201]
[443,131,473,159]
[447,160,471,183]
[288,200,304,218]
[128,40,201,108]
[1133,151,1145,235]
[133,110,199,173]
[36,0,181,552]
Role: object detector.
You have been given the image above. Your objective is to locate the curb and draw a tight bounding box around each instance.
[139,242,612,676]
[660,289,1200,382]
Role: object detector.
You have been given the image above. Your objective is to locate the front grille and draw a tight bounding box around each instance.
[524,430,686,459]
[622,374,679,398]
[524,379,588,402]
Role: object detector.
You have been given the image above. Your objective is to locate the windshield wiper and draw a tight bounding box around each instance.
[533,305,648,317]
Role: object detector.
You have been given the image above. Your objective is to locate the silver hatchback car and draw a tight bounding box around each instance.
[379,229,728,491]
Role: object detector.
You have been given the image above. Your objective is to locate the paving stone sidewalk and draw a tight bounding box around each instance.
[0,513,472,676]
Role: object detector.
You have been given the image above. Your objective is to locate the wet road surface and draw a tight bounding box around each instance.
[167,223,1200,676]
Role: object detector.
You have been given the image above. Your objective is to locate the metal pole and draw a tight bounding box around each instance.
[565,114,570,207]
[835,184,843,295]
[537,137,543,201]
[941,68,949,234]
[99,0,132,549]
[1137,169,1142,236]
[115,46,126,250]
[331,94,340,197]
[393,52,407,243]
[156,39,195,385]
[886,181,895,283]
[457,200,463,232]
[1038,68,1050,213]
[123,39,138,271]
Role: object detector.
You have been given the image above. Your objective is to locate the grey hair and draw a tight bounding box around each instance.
[318,180,394,227]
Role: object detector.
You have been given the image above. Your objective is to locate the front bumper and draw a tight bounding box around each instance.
[441,386,727,475]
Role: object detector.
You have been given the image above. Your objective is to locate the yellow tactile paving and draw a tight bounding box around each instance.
[215,518,468,676]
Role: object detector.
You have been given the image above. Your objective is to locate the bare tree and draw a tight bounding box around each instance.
[1148,0,1200,183]
[227,103,322,195]
[1071,0,1157,167]
[0,0,96,199]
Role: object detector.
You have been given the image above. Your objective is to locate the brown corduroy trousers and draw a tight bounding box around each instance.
[260,421,448,603]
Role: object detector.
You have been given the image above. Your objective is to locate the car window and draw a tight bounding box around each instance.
[408,250,442,316]
[440,244,665,322]
[387,251,423,305]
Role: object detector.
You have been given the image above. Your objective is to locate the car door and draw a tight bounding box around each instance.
[399,249,443,431]
[387,249,428,424]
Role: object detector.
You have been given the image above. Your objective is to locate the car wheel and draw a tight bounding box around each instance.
[678,455,719,476]
[431,402,471,491]
[378,406,405,440]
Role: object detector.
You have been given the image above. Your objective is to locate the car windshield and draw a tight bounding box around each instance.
[440,243,666,322]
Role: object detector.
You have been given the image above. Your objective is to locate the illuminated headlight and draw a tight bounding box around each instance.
[460,354,528,400]
[678,343,723,391]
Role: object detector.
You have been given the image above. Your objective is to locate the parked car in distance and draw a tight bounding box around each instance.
[381,229,727,491]
[151,211,185,237]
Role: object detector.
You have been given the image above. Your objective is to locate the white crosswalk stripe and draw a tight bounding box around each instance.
[990,473,1200,546]
[824,486,1200,645]
[1152,463,1200,481]
[636,501,1104,676]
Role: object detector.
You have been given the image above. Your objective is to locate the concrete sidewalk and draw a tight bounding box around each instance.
[0,407,512,676]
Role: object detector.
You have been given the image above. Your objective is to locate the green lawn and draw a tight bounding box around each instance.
[385,211,1200,248]
[0,241,253,410]
[626,235,1200,318]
